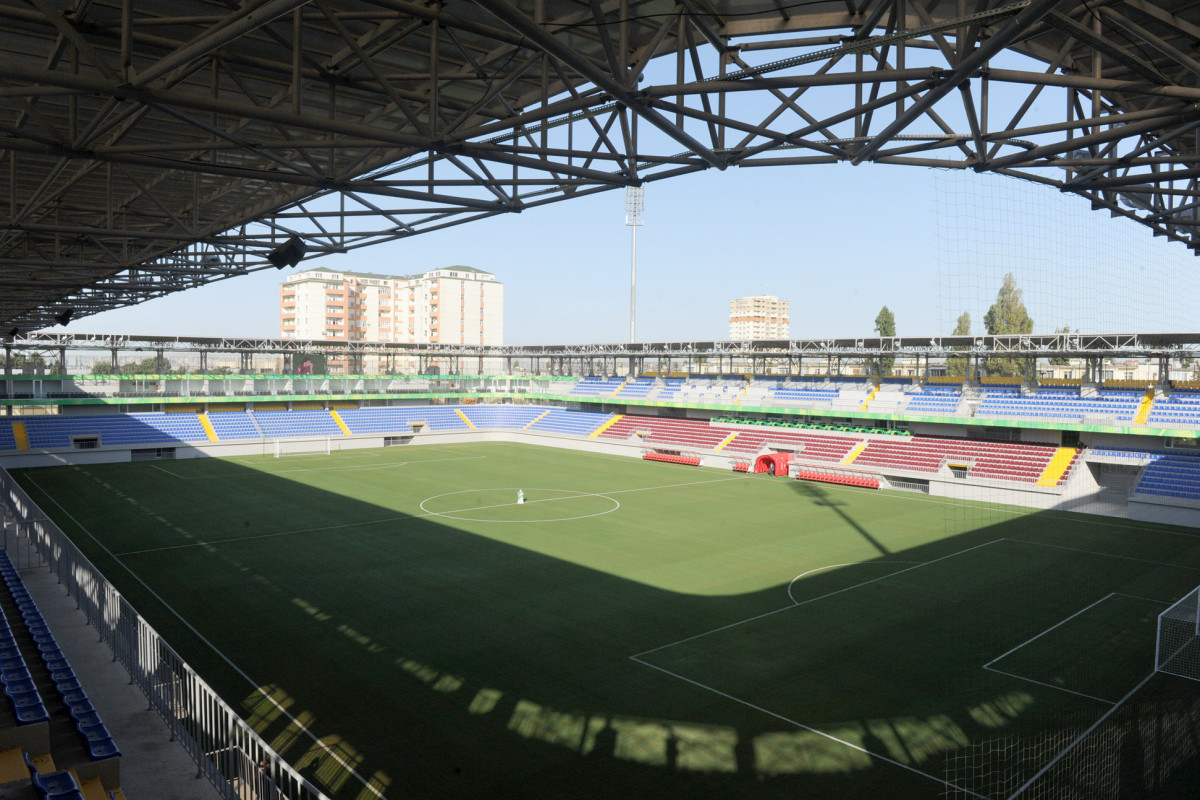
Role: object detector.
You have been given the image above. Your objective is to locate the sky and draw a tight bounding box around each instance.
[66,38,1200,347]
[74,159,1200,346]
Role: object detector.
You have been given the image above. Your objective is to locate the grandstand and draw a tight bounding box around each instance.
[4,346,1200,800]
[4,0,1200,795]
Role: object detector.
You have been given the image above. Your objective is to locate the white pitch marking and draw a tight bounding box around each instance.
[1113,592,1172,605]
[1007,537,1200,573]
[629,656,989,800]
[1005,671,1157,800]
[633,539,1005,659]
[983,593,1117,669]
[419,488,621,524]
[981,665,1115,705]
[786,561,922,604]
[147,464,189,480]
[116,473,747,555]
[21,475,384,800]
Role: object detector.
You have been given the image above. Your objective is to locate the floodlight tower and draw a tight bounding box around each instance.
[625,185,644,343]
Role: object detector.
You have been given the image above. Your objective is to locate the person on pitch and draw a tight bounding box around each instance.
[517,489,525,504]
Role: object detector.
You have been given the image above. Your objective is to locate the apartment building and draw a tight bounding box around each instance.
[280,266,503,373]
[729,294,790,340]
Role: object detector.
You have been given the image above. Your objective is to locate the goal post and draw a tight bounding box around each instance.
[273,437,332,458]
[1155,585,1200,681]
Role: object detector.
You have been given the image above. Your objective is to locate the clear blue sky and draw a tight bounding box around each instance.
[35,39,1200,345]
[78,155,1199,344]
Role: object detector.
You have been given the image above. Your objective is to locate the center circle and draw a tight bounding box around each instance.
[418,487,620,523]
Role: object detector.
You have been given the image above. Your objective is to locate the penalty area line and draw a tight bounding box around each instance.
[632,538,1004,659]
[982,593,1117,669]
[1004,671,1156,800]
[147,464,190,480]
[981,665,1116,705]
[786,561,922,604]
[629,656,989,800]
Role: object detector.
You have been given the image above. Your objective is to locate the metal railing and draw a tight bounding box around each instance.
[0,467,329,800]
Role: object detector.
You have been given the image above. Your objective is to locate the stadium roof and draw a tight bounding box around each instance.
[288,265,495,281]
[3,0,1200,331]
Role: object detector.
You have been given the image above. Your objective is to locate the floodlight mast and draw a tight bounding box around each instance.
[625,186,644,343]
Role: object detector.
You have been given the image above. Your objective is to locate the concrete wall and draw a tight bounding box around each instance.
[1130,500,1200,528]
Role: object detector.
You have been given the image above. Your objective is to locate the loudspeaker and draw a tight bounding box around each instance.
[54,308,73,326]
[268,236,307,269]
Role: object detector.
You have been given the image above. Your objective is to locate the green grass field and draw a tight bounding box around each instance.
[13,442,1200,800]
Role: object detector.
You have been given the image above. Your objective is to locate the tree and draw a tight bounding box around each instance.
[947,311,971,377]
[1049,326,1071,366]
[983,273,1033,378]
[90,361,113,375]
[122,356,170,375]
[6,352,45,370]
[873,305,896,376]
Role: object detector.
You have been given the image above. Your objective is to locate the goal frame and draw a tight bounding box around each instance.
[272,437,332,458]
[1155,585,1200,681]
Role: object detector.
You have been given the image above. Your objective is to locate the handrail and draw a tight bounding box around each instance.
[0,467,328,800]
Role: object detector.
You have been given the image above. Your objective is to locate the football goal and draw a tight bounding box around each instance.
[273,437,332,458]
[1156,585,1200,681]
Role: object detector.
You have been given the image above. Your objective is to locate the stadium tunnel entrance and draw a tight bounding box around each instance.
[754,452,793,476]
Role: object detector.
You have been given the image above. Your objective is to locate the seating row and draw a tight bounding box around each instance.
[642,452,702,466]
[0,603,48,726]
[526,409,610,436]
[794,470,880,489]
[569,377,625,396]
[0,552,120,762]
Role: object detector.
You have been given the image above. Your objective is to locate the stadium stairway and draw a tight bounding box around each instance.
[859,385,878,412]
[12,563,222,800]
[1036,447,1079,487]
[0,573,115,793]
[196,414,218,442]
[713,432,738,452]
[330,410,352,436]
[11,423,28,452]
[1134,390,1155,425]
[588,415,624,438]
[841,441,869,466]
[454,409,476,430]
[523,410,551,430]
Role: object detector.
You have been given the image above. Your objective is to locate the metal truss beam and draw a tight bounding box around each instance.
[4,330,1198,362]
[4,0,1200,330]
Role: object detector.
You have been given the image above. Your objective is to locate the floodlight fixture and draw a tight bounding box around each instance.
[268,236,307,269]
[625,185,645,343]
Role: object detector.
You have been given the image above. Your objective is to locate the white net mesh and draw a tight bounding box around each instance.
[273,437,331,457]
[1157,586,1200,681]
[933,170,1200,335]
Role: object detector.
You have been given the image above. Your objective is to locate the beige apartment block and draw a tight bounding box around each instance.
[729,294,790,340]
[280,266,503,373]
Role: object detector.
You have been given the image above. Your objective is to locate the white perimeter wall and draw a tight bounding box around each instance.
[6,428,1200,528]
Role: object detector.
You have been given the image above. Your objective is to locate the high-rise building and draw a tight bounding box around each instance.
[280,266,503,373]
[729,295,790,340]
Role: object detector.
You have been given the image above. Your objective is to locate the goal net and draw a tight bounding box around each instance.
[273,437,332,458]
[1156,586,1200,681]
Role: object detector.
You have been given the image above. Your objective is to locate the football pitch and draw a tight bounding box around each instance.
[12,441,1200,800]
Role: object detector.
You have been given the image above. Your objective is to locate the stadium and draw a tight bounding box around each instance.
[4,2,1200,800]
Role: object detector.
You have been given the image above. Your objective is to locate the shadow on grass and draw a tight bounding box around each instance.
[12,450,1200,800]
